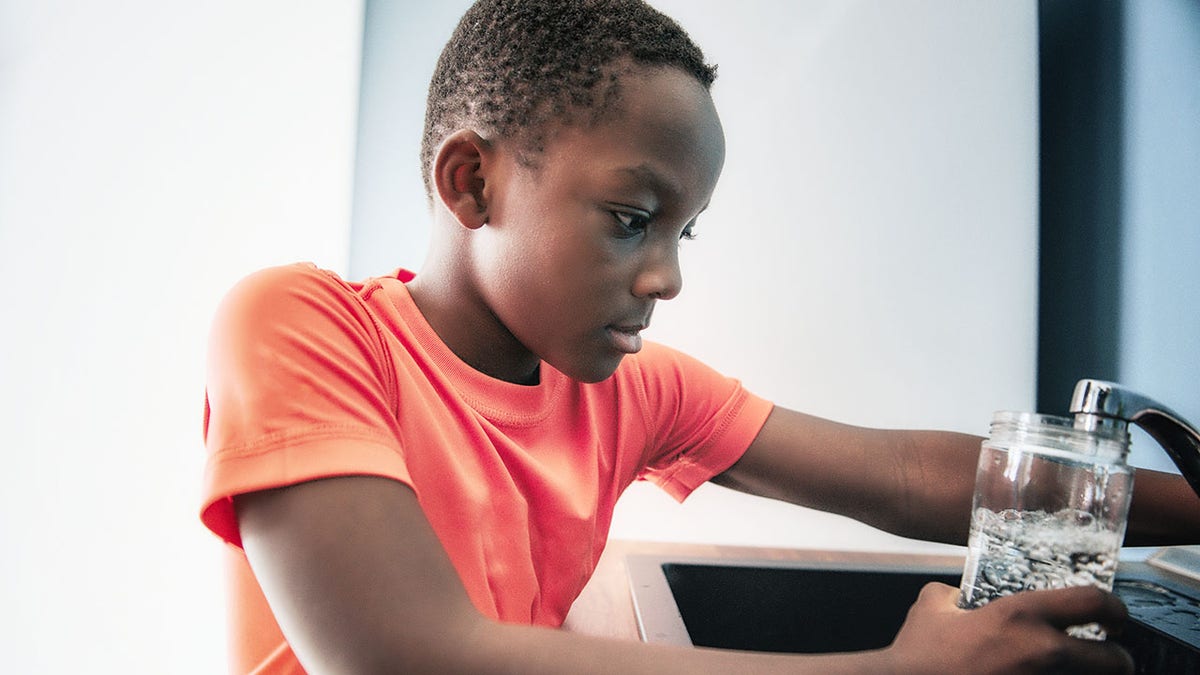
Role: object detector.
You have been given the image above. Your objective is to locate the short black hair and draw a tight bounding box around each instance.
[420,0,717,198]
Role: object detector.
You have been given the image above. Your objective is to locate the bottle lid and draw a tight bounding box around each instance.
[989,410,1130,461]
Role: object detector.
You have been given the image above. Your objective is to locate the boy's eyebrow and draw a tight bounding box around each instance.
[615,163,713,214]
[617,164,683,201]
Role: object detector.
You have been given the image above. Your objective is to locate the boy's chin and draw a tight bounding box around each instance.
[561,355,625,384]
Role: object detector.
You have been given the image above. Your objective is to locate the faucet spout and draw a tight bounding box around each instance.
[1070,379,1200,501]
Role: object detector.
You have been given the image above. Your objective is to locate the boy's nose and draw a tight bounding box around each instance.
[633,245,683,300]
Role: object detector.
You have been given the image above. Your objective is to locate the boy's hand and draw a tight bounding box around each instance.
[887,583,1134,674]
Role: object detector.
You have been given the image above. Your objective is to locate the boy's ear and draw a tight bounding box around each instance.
[432,130,493,230]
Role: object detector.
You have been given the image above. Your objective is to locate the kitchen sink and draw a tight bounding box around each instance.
[627,548,1200,672]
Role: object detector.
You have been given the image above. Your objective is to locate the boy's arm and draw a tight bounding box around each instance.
[236,471,1132,674]
[712,407,981,543]
[235,473,831,673]
[712,406,1200,545]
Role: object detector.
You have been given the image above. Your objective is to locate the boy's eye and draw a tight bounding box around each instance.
[679,224,697,241]
[612,210,650,235]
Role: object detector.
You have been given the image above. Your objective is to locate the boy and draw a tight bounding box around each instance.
[201,1,1198,672]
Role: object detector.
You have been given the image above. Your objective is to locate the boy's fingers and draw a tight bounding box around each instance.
[1010,586,1130,630]
[987,587,1134,674]
[928,582,1129,632]
[916,581,959,603]
[924,581,958,593]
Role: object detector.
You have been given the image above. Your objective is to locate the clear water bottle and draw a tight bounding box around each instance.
[957,410,1134,639]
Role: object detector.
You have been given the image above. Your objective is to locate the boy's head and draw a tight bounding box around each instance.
[414,0,724,385]
[420,0,717,199]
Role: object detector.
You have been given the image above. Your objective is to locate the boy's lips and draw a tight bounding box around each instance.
[606,323,646,354]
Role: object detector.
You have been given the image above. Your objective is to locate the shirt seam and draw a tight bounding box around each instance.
[654,387,752,486]
[316,268,403,413]
[213,424,401,460]
[377,276,564,428]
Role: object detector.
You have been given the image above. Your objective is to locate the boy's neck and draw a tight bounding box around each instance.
[405,266,542,386]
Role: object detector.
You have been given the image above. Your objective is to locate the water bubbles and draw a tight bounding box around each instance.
[958,507,1123,640]
[1067,510,1096,528]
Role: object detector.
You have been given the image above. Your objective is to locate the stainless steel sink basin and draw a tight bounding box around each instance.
[627,548,1200,671]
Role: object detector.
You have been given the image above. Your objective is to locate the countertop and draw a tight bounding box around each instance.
[561,540,965,641]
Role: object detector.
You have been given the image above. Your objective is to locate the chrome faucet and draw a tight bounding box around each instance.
[1070,379,1200,500]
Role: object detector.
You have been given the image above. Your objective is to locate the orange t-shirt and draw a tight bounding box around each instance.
[200,263,774,673]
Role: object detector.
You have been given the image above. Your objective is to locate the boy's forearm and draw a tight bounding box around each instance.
[473,620,895,675]
[871,429,980,545]
[891,431,1200,547]
[475,583,1134,675]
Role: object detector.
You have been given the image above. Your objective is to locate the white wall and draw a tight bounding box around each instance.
[610,0,1037,553]
[351,0,1039,555]
[349,2,465,277]
[0,1,364,672]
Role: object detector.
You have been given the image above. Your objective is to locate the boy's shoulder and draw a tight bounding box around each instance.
[225,262,351,300]
[217,262,395,318]
[212,263,386,346]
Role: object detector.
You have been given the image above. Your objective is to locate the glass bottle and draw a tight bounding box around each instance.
[957,410,1134,639]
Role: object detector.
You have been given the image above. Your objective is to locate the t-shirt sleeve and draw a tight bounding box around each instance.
[632,342,774,502]
[200,263,409,547]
